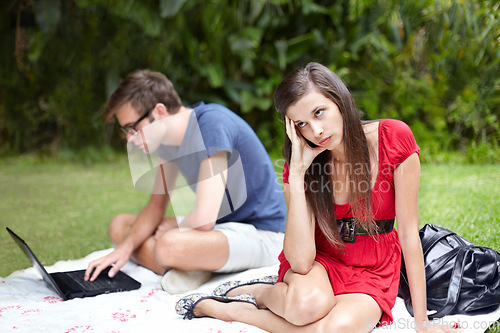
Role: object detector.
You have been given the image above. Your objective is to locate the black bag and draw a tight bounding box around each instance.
[399,223,500,319]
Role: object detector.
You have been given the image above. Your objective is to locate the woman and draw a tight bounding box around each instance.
[175,63,460,333]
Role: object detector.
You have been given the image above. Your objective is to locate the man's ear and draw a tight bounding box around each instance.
[151,103,168,120]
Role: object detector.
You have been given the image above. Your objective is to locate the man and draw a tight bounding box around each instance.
[84,69,286,294]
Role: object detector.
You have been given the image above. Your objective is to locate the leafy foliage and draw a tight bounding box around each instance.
[0,0,498,162]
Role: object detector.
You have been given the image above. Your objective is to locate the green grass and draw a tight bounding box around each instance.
[0,157,499,331]
[0,156,149,277]
[2,157,498,276]
[418,164,499,249]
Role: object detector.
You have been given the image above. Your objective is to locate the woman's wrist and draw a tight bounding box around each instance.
[414,316,431,332]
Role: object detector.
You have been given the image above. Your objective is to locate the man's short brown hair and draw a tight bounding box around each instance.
[105,70,182,121]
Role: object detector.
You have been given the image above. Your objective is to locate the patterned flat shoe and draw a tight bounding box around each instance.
[212,275,279,297]
[175,293,257,320]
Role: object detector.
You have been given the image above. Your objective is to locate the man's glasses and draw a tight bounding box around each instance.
[118,109,152,135]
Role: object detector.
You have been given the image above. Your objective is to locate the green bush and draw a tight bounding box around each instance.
[0,0,498,163]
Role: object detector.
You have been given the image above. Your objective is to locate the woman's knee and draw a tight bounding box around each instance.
[283,283,335,326]
[318,314,359,333]
[316,295,381,333]
[319,312,377,333]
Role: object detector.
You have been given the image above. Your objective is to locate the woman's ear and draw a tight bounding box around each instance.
[151,103,168,120]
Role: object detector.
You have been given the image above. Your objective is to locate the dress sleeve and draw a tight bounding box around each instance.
[282,162,289,184]
[380,119,420,168]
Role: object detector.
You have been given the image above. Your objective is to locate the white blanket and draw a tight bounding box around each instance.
[1,249,499,333]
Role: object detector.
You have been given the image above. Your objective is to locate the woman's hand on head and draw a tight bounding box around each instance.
[285,116,326,176]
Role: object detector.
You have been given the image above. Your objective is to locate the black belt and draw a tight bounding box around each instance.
[337,217,395,243]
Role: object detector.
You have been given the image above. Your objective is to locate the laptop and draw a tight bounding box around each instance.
[6,227,141,300]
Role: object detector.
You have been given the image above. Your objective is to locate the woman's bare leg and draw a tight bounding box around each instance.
[317,293,382,332]
[249,262,335,325]
[195,292,382,333]
[190,259,382,332]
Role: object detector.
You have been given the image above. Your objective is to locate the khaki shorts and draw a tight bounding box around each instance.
[213,222,284,273]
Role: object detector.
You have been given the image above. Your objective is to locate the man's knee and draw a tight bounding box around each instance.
[153,230,187,268]
[108,213,135,245]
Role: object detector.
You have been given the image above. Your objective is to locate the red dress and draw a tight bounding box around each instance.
[278,119,420,325]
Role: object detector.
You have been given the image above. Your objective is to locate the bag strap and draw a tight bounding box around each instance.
[428,248,469,319]
[421,227,456,256]
[400,247,460,317]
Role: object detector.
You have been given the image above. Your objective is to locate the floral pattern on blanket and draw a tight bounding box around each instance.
[0,249,271,333]
[1,249,498,333]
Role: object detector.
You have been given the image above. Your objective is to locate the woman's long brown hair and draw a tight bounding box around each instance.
[274,62,375,248]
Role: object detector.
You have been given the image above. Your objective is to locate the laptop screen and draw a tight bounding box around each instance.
[6,227,66,299]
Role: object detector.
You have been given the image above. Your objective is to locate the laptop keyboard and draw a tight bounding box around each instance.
[61,271,113,291]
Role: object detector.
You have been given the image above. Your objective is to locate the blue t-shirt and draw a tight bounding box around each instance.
[157,102,286,232]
